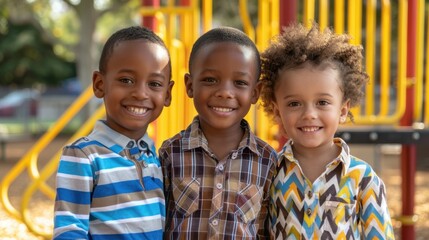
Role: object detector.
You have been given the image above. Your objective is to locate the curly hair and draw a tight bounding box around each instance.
[259,22,368,121]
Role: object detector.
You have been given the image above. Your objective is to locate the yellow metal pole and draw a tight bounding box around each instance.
[303,0,315,28]
[414,0,424,121]
[201,0,212,33]
[380,0,391,116]
[319,0,329,30]
[239,0,256,41]
[365,0,376,116]
[425,6,429,125]
[334,0,345,33]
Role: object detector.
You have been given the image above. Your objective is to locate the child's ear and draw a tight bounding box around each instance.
[184,73,193,98]
[272,102,288,138]
[340,99,350,123]
[164,80,175,107]
[92,71,104,98]
[251,81,261,104]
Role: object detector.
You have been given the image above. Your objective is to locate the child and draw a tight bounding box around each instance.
[260,23,395,239]
[159,27,277,239]
[53,26,174,239]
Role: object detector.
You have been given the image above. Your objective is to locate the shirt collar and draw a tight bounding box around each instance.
[278,137,351,172]
[181,116,261,156]
[88,120,155,155]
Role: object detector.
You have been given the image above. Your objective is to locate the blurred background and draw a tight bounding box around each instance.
[0,0,428,239]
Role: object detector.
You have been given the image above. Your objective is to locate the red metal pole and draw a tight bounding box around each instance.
[280,0,297,31]
[400,0,417,238]
[142,0,160,30]
[180,0,191,5]
[276,0,297,150]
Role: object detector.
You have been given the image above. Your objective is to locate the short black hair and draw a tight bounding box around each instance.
[99,26,171,78]
[188,27,261,79]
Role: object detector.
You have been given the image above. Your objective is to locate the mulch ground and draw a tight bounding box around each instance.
[0,138,428,239]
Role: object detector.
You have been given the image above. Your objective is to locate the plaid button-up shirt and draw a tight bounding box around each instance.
[159,117,277,240]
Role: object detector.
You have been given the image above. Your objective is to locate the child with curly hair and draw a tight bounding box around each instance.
[259,23,395,239]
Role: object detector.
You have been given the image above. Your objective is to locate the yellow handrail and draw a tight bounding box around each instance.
[20,105,106,238]
[0,86,94,220]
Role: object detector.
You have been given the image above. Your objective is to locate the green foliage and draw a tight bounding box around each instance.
[212,0,258,30]
[0,20,76,87]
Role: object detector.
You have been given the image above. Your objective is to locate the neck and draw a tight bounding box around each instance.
[200,122,244,161]
[292,141,339,164]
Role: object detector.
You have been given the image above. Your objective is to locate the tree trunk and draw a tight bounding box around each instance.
[76,0,98,120]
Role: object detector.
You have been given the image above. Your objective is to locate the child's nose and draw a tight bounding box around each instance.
[302,105,317,119]
[215,81,234,98]
[132,82,149,99]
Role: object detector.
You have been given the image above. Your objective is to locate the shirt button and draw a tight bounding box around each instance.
[216,183,223,189]
[231,152,238,159]
[308,191,313,198]
[218,164,224,171]
[306,208,312,216]
[212,219,218,226]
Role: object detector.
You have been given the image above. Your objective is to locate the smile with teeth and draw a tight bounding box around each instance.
[127,106,148,115]
[212,106,233,112]
[300,126,320,132]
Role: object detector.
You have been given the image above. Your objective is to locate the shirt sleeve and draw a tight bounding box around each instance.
[358,169,395,239]
[53,146,94,239]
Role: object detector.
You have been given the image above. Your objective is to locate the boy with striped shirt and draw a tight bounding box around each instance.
[53,26,174,239]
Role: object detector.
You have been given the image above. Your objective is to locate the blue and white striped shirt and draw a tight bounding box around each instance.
[53,120,165,239]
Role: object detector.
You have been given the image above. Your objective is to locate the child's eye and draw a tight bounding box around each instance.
[235,80,249,87]
[287,101,300,107]
[318,100,330,106]
[148,81,163,88]
[202,77,216,83]
[119,78,133,85]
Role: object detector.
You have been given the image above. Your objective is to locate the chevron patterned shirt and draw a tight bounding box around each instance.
[54,120,165,239]
[159,117,277,239]
[269,138,395,239]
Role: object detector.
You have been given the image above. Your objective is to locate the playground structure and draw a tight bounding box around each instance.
[0,0,429,239]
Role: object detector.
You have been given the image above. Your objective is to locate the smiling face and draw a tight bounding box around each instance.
[273,63,349,152]
[185,42,259,133]
[93,40,173,140]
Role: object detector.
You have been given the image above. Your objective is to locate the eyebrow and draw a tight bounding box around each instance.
[282,93,335,99]
[201,69,252,77]
[118,69,166,79]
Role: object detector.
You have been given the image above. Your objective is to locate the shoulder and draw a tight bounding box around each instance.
[347,155,385,186]
[250,134,278,164]
[251,133,277,153]
[158,131,186,159]
[348,155,376,173]
[62,136,105,157]
[160,131,184,149]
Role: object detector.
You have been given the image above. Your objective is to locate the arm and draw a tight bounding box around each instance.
[257,151,277,239]
[358,170,395,239]
[159,143,174,233]
[53,146,94,239]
